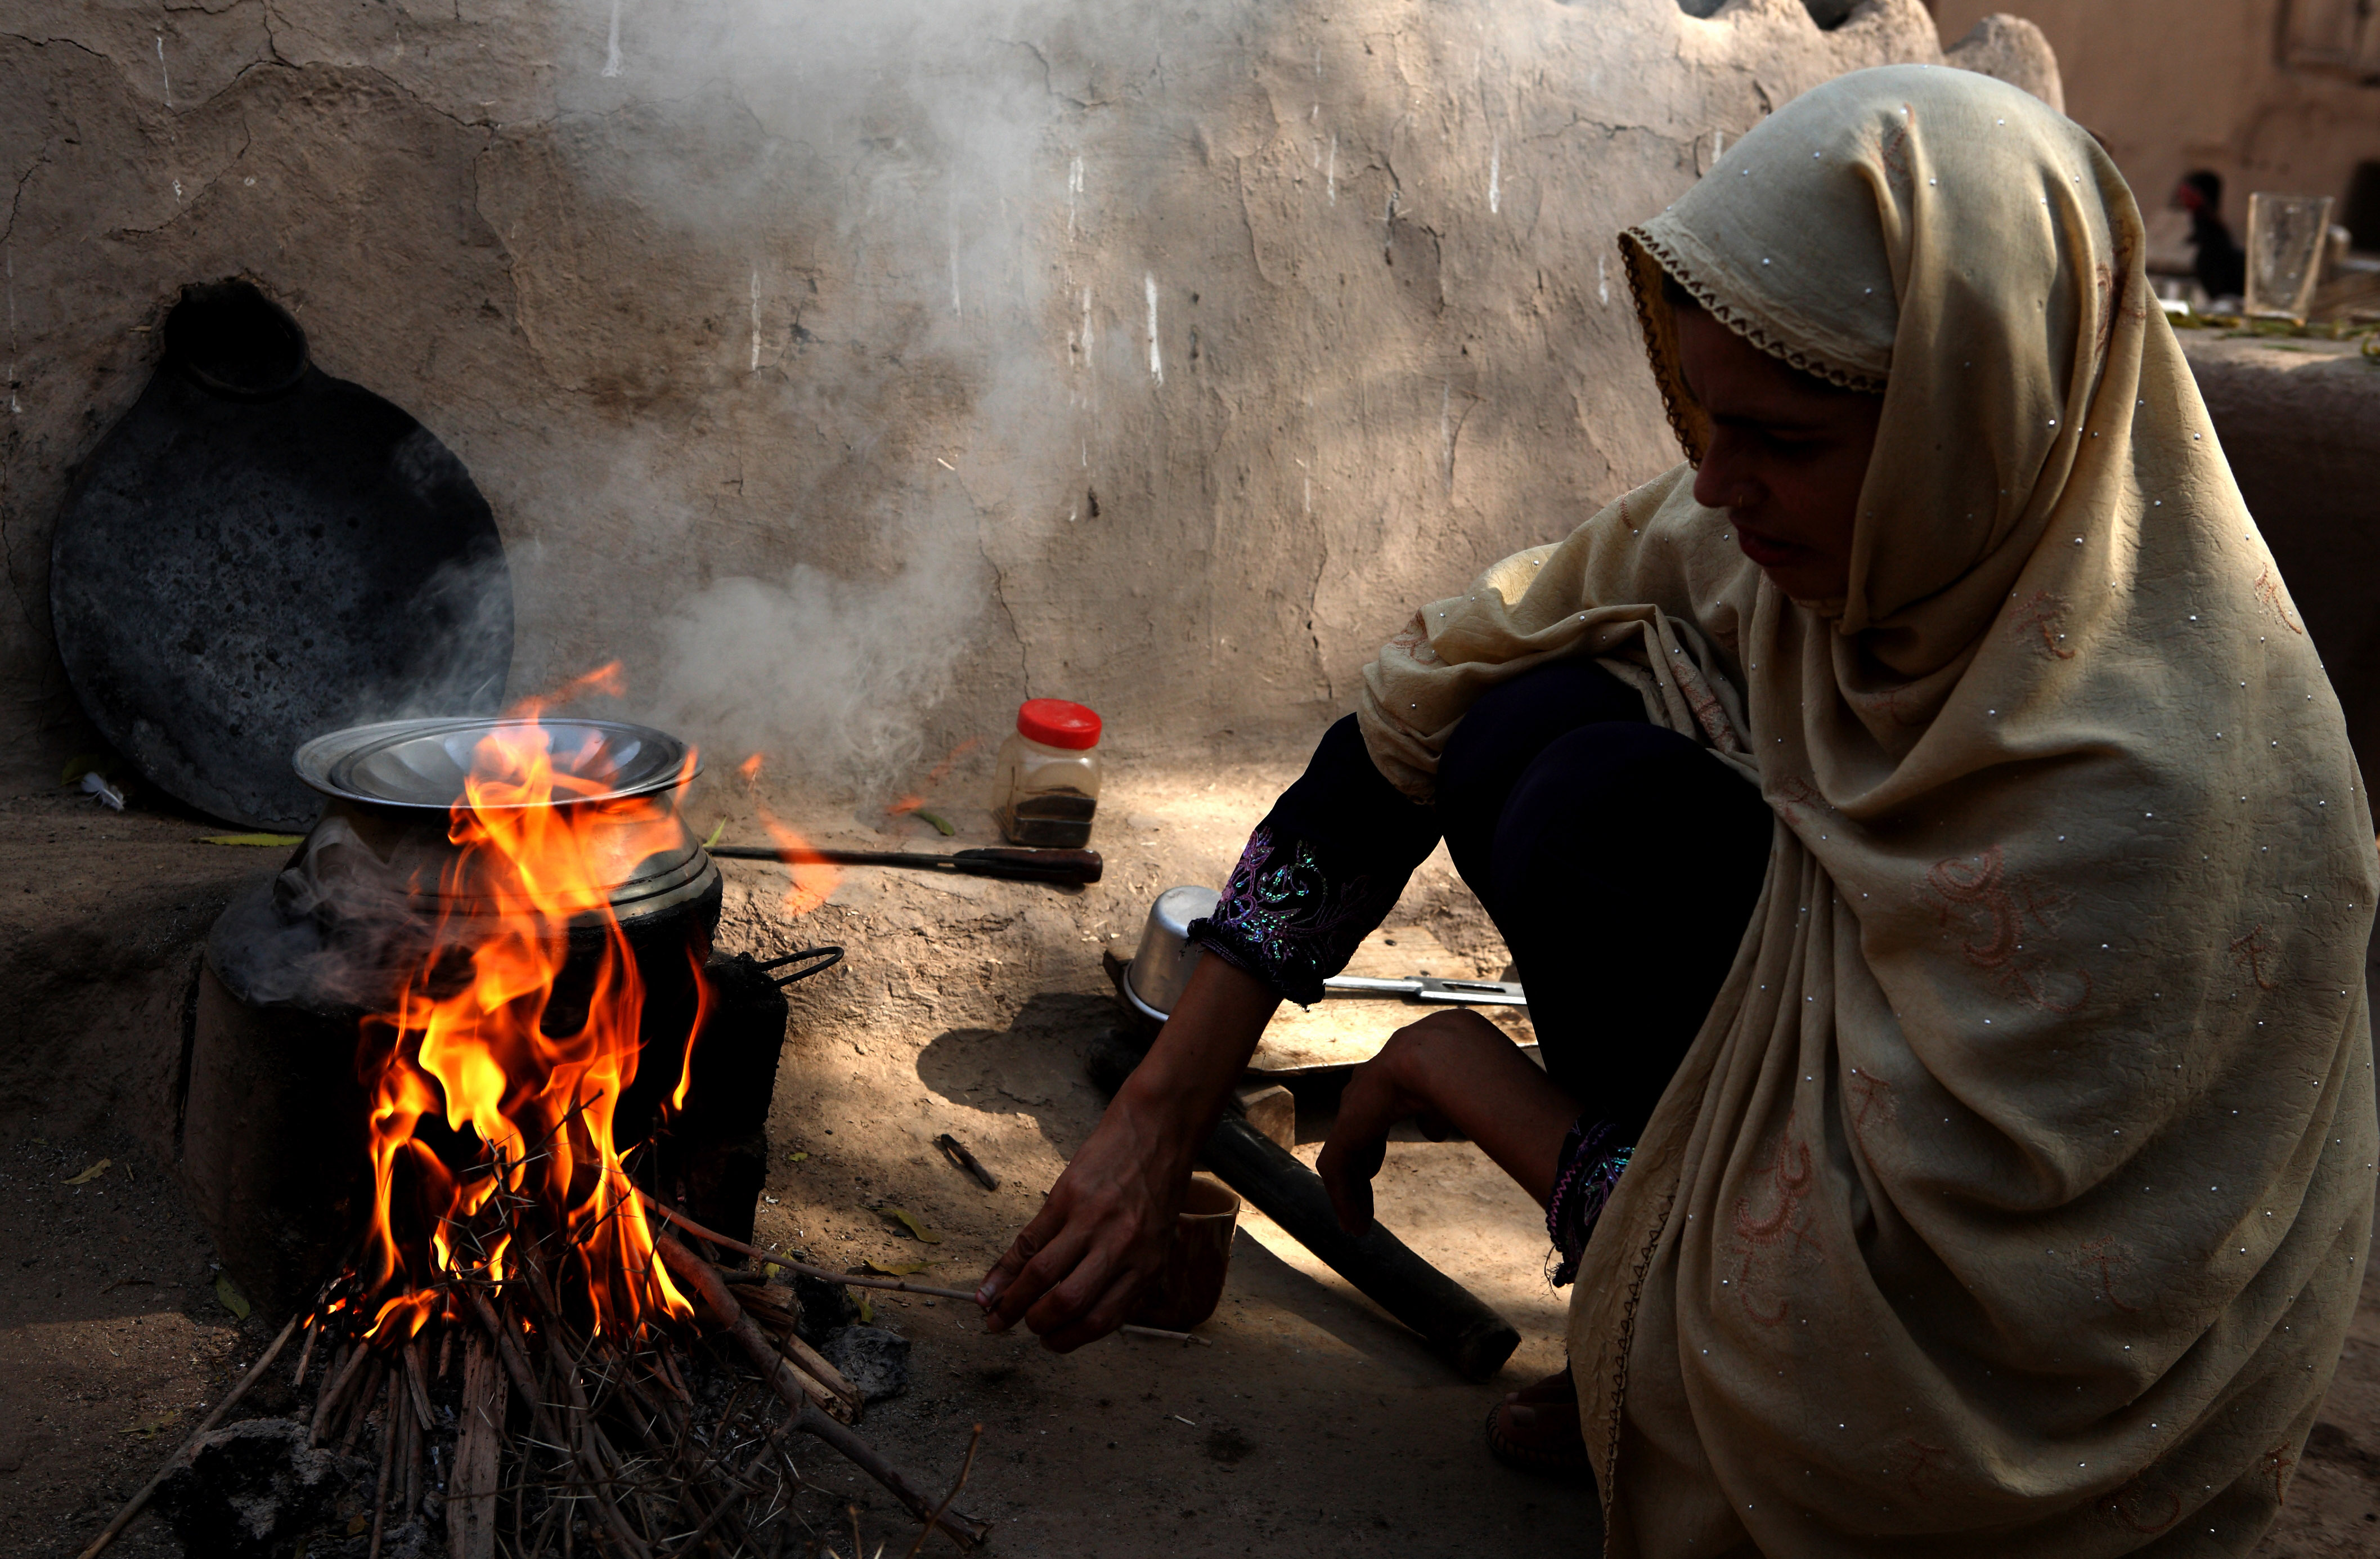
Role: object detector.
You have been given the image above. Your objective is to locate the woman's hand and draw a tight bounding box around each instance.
[1317,1008,1582,1236]
[973,1086,1196,1351]
[977,956,1279,1350]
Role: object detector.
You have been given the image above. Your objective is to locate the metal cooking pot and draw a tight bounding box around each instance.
[209,716,721,1012]
[288,715,718,929]
[1124,885,1220,1022]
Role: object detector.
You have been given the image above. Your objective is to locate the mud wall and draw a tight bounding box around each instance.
[0,0,1966,804]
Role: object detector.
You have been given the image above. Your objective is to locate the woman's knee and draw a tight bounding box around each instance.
[1437,658,1648,822]
[1494,722,1770,893]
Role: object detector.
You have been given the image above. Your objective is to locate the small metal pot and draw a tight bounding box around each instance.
[1124,884,1219,1022]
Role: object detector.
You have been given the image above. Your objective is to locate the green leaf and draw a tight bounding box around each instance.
[64,1159,111,1185]
[60,754,113,786]
[916,809,956,837]
[784,1150,809,1163]
[862,1259,930,1276]
[700,819,728,849]
[880,1207,943,1244]
[121,1409,182,1439]
[857,1292,874,1324]
[214,1274,252,1320]
[197,833,306,847]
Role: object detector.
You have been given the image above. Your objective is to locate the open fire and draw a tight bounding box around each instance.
[358,687,704,1344]
[119,683,991,1559]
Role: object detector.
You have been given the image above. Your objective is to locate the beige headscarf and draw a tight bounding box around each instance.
[1358,65,2377,1556]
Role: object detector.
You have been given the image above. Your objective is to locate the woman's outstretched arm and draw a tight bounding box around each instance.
[976,955,1279,1350]
[1315,1007,1580,1234]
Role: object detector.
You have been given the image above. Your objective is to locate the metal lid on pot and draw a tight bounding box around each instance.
[293,717,699,809]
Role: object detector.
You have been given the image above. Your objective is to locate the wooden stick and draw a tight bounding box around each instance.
[654,1235,856,1422]
[652,1237,987,1549]
[1117,1323,1212,1346]
[402,1336,435,1431]
[464,1290,654,1559]
[932,1134,999,1192]
[653,1388,797,1557]
[339,1364,387,1455]
[523,1306,677,1551]
[737,1302,865,1410]
[796,1405,991,1552]
[653,1340,693,1405]
[637,1191,963,1299]
[637,1188,1211,1343]
[403,1390,425,1526]
[291,1315,321,1388]
[367,1387,397,1559]
[75,1311,300,1559]
[311,1342,370,1446]
[448,1333,505,1559]
[901,1424,983,1559]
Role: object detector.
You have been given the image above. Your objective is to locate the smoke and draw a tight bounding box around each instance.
[644,508,982,789]
[499,0,1153,798]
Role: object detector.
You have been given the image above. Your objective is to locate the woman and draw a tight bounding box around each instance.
[982,64,2377,1554]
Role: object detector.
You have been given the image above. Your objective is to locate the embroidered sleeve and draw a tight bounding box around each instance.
[1188,823,1404,1006]
[1545,1118,1632,1287]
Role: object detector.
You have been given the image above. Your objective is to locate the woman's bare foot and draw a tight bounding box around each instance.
[1484,1366,1591,1478]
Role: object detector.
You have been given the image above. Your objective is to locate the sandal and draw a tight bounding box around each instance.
[1484,1366,1593,1479]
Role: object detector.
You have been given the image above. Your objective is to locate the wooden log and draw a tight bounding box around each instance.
[447,1333,506,1559]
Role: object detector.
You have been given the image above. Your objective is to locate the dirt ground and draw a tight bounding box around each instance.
[2,762,2377,1556]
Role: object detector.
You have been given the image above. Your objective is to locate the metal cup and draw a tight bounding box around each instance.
[1124,884,1220,1022]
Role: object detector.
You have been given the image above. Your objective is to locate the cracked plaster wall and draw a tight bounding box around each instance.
[0,0,1965,800]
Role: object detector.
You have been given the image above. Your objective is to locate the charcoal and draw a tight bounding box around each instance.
[151,1415,376,1557]
[819,1325,910,1403]
[792,1268,861,1346]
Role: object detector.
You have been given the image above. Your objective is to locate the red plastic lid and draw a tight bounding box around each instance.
[1016,698,1102,750]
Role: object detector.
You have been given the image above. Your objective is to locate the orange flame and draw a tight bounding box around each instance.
[759,811,840,916]
[356,691,699,1342]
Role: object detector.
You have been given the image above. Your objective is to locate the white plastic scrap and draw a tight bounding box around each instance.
[80,770,124,810]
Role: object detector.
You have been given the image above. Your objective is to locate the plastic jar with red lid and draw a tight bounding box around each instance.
[990,699,1103,847]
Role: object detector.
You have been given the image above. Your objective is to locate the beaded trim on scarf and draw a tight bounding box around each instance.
[1187,823,1396,1007]
[1620,227,1888,465]
[1622,227,1889,394]
[1546,1118,1633,1288]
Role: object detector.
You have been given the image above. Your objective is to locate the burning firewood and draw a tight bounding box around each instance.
[92,705,993,1558]
[89,1213,991,1558]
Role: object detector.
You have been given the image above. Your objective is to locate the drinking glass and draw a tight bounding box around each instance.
[2246,192,2336,322]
